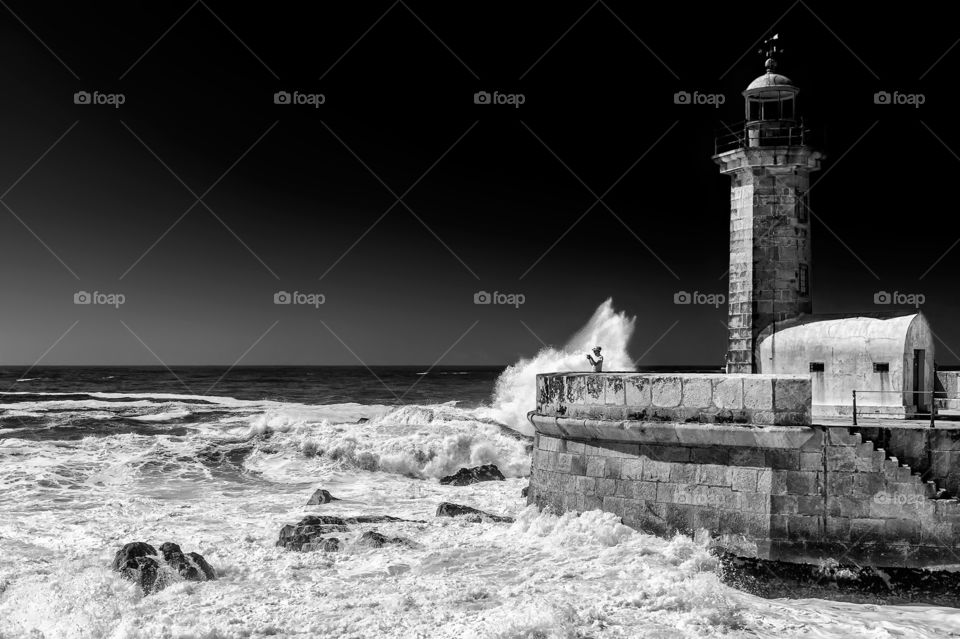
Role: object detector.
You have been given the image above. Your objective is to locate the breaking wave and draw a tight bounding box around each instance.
[488,298,636,434]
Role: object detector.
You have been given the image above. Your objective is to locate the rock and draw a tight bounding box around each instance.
[521,486,529,498]
[277,518,350,551]
[159,542,217,581]
[112,541,213,594]
[439,464,505,486]
[111,542,160,594]
[715,550,960,606]
[435,502,514,523]
[356,418,369,424]
[276,514,422,551]
[111,541,156,571]
[131,556,160,594]
[186,552,217,580]
[321,538,341,552]
[307,489,340,505]
[357,530,413,548]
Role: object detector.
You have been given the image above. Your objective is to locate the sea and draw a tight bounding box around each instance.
[1,301,959,638]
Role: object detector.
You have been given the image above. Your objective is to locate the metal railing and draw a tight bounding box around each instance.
[714,123,813,154]
[851,389,936,427]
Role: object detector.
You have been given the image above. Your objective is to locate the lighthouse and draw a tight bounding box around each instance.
[714,37,823,374]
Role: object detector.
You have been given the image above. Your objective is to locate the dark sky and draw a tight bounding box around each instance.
[1,1,958,366]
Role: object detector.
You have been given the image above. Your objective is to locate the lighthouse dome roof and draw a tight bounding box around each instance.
[746,72,795,90]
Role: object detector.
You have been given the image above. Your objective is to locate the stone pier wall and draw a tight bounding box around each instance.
[537,373,810,426]
[528,372,960,569]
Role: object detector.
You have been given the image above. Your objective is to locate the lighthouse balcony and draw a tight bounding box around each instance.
[715,122,814,155]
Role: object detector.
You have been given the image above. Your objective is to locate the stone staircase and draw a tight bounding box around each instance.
[850,429,956,505]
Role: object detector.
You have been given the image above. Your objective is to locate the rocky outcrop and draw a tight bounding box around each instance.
[716,551,960,606]
[277,514,421,552]
[112,542,159,594]
[111,541,215,594]
[435,502,514,523]
[439,464,505,486]
[160,542,217,581]
[306,489,339,505]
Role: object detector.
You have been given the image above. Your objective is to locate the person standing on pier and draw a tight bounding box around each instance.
[586,346,603,372]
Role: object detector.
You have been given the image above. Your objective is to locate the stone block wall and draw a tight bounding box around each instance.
[536,373,811,426]
[528,424,960,569]
[936,370,960,409]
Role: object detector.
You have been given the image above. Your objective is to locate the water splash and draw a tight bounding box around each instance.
[488,298,636,434]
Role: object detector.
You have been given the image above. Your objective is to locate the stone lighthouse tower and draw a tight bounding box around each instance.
[714,38,823,373]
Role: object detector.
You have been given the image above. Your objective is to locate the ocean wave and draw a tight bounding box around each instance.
[240,402,531,482]
[129,409,194,422]
[487,298,636,435]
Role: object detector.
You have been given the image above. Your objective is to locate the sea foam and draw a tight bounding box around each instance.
[488,298,636,435]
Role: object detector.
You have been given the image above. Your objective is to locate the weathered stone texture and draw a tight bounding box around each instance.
[537,372,810,426]
[527,422,960,569]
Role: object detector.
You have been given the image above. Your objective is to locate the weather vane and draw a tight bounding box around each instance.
[758,33,783,70]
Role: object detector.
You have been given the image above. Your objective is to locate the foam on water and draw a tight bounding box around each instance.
[241,401,531,481]
[3,305,960,637]
[488,298,636,435]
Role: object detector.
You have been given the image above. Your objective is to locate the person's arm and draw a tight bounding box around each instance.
[586,355,596,365]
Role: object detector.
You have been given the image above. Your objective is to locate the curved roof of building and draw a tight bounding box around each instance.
[746,72,795,91]
[756,312,930,362]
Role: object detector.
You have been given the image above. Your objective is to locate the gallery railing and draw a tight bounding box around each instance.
[851,389,936,427]
[714,123,814,154]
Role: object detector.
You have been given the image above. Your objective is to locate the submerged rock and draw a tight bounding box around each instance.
[321,538,341,552]
[439,464,505,486]
[111,542,159,594]
[435,502,514,523]
[160,542,217,581]
[357,530,413,548]
[112,541,214,594]
[306,489,340,505]
[277,514,422,551]
[111,542,156,572]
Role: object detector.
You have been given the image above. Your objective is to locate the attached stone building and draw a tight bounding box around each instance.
[757,312,935,418]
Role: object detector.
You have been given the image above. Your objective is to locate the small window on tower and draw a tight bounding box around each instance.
[810,362,825,372]
[799,264,809,296]
[874,362,890,373]
[795,189,808,222]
